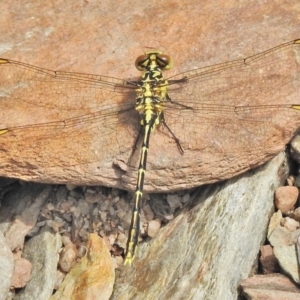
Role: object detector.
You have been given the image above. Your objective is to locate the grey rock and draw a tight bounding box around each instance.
[273,244,300,284]
[268,226,291,247]
[0,183,51,251]
[14,227,62,300]
[112,151,289,300]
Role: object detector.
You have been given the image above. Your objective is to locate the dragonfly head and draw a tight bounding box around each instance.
[135,51,173,71]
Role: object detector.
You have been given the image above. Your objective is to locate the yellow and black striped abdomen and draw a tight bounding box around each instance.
[124,115,156,265]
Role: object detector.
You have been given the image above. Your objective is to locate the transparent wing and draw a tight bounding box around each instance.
[164,39,300,154]
[0,58,139,172]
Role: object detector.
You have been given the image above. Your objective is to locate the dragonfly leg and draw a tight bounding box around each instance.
[161,115,184,154]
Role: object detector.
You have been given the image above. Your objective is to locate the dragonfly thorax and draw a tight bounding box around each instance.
[135,51,172,126]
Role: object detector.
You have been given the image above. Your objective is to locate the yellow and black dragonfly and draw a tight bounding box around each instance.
[1,39,300,264]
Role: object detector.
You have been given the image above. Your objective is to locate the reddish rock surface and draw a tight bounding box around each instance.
[240,274,300,300]
[0,0,300,192]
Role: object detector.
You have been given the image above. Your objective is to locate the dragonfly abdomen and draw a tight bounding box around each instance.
[124,114,155,265]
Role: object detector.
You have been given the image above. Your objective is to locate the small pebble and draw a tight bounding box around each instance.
[65,184,78,191]
[117,198,130,211]
[77,245,87,258]
[281,217,300,231]
[288,207,300,222]
[117,210,127,220]
[259,245,279,274]
[77,199,90,215]
[287,176,295,186]
[61,235,72,246]
[58,242,78,272]
[181,193,190,204]
[274,186,299,214]
[46,203,55,211]
[143,204,155,221]
[147,219,161,237]
[114,255,124,267]
[100,211,107,222]
[60,200,73,212]
[84,191,100,203]
[47,219,64,232]
[11,256,32,288]
[167,194,182,210]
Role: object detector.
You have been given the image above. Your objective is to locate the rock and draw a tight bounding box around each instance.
[287,207,300,222]
[273,245,300,284]
[181,193,190,204]
[240,273,300,299]
[51,234,115,300]
[166,194,182,210]
[0,184,51,251]
[267,211,300,284]
[274,186,299,213]
[259,245,279,274]
[0,231,13,300]
[268,210,283,237]
[281,217,299,231]
[14,227,62,300]
[289,228,300,244]
[297,235,300,265]
[0,2,300,193]
[112,152,288,299]
[54,270,65,290]
[76,199,91,216]
[286,175,295,186]
[58,242,78,273]
[142,204,155,221]
[268,225,292,247]
[84,189,101,204]
[11,254,32,288]
[148,194,174,221]
[147,219,161,238]
[1,1,300,298]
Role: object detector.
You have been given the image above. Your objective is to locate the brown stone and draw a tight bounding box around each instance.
[240,273,300,300]
[58,242,78,273]
[275,186,299,213]
[259,245,280,274]
[281,217,299,231]
[0,1,300,192]
[11,256,32,288]
[147,219,161,238]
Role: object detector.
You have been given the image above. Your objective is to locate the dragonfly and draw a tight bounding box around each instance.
[1,39,300,264]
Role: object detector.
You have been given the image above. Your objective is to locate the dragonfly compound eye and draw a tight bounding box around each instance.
[135,52,173,71]
[156,54,173,70]
[135,54,150,71]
